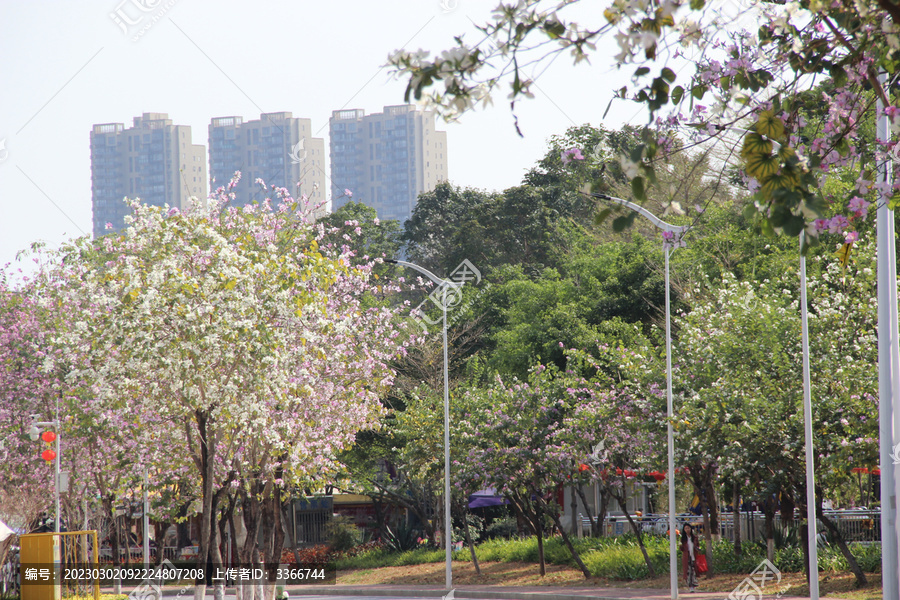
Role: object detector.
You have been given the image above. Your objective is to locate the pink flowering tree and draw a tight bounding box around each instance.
[459,365,593,577]
[36,179,416,600]
[0,275,63,530]
[554,346,667,577]
[459,346,665,579]
[389,0,900,241]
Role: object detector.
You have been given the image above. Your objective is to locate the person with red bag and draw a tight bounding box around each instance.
[680,523,699,593]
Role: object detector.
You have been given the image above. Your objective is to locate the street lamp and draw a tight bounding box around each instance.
[28,415,61,534]
[592,194,687,600]
[701,123,824,598]
[386,258,461,590]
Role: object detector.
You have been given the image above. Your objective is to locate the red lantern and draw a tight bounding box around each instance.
[873,468,882,476]
[41,449,56,462]
[652,471,666,483]
[615,468,623,476]
[41,431,56,444]
[578,463,590,472]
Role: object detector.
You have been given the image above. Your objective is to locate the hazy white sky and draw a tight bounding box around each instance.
[0,1,648,270]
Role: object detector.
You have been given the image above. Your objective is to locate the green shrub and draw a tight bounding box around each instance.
[483,517,519,540]
[326,516,360,552]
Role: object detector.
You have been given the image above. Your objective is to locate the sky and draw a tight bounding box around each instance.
[0,0,650,272]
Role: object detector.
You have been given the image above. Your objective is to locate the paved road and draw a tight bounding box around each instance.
[142,583,846,600]
[285,584,840,600]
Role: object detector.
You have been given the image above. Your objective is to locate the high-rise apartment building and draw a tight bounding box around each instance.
[208,112,326,213]
[329,105,448,222]
[90,113,207,238]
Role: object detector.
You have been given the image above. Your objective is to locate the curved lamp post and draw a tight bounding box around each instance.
[386,258,460,590]
[593,193,687,600]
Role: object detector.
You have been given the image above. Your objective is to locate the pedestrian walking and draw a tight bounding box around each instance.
[680,523,699,593]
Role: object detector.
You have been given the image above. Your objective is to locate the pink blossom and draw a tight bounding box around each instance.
[561,147,585,166]
[828,215,849,234]
[848,196,870,218]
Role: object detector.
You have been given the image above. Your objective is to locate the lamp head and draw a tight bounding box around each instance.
[28,415,41,441]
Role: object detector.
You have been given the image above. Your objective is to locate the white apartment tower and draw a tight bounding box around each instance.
[208,112,326,214]
[329,105,448,222]
[90,112,207,238]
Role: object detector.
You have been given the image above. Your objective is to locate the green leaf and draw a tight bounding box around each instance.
[630,145,645,164]
[672,85,684,105]
[742,203,759,221]
[612,215,632,232]
[691,85,707,99]
[782,215,805,237]
[661,67,676,82]
[635,67,651,77]
[543,20,566,39]
[690,0,705,9]
[889,193,900,211]
[595,207,613,226]
[631,176,646,201]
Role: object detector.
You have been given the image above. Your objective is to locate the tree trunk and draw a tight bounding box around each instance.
[818,506,867,586]
[509,494,544,576]
[800,521,811,586]
[614,490,656,577]
[575,485,598,537]
[597,488,609,537]
[461,504,481,575]
[534,505,545,577]
[732,481,742,558]
[763,505,775,563]
[538,496,591,578]
[238,481,263,600]
[706,477,720,542]
[570,485,578,536]
[698,485,714,574]
[194,410,214,600]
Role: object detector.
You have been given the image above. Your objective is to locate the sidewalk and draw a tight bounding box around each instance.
[287,583,835,600]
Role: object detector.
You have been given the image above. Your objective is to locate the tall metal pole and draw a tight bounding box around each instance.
[443,291,452,590]
[143,469,150,568]
[385,259,455,591]
[55,397,60,534]
[799,232,819,599]
[876,69,900,600]
[592,196,684,599]
[665,248,678,600]
[54,430,60,534]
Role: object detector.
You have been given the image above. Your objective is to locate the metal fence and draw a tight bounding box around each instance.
[580,510,881,543]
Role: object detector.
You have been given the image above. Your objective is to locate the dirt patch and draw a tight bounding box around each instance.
[338,563,883,599]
